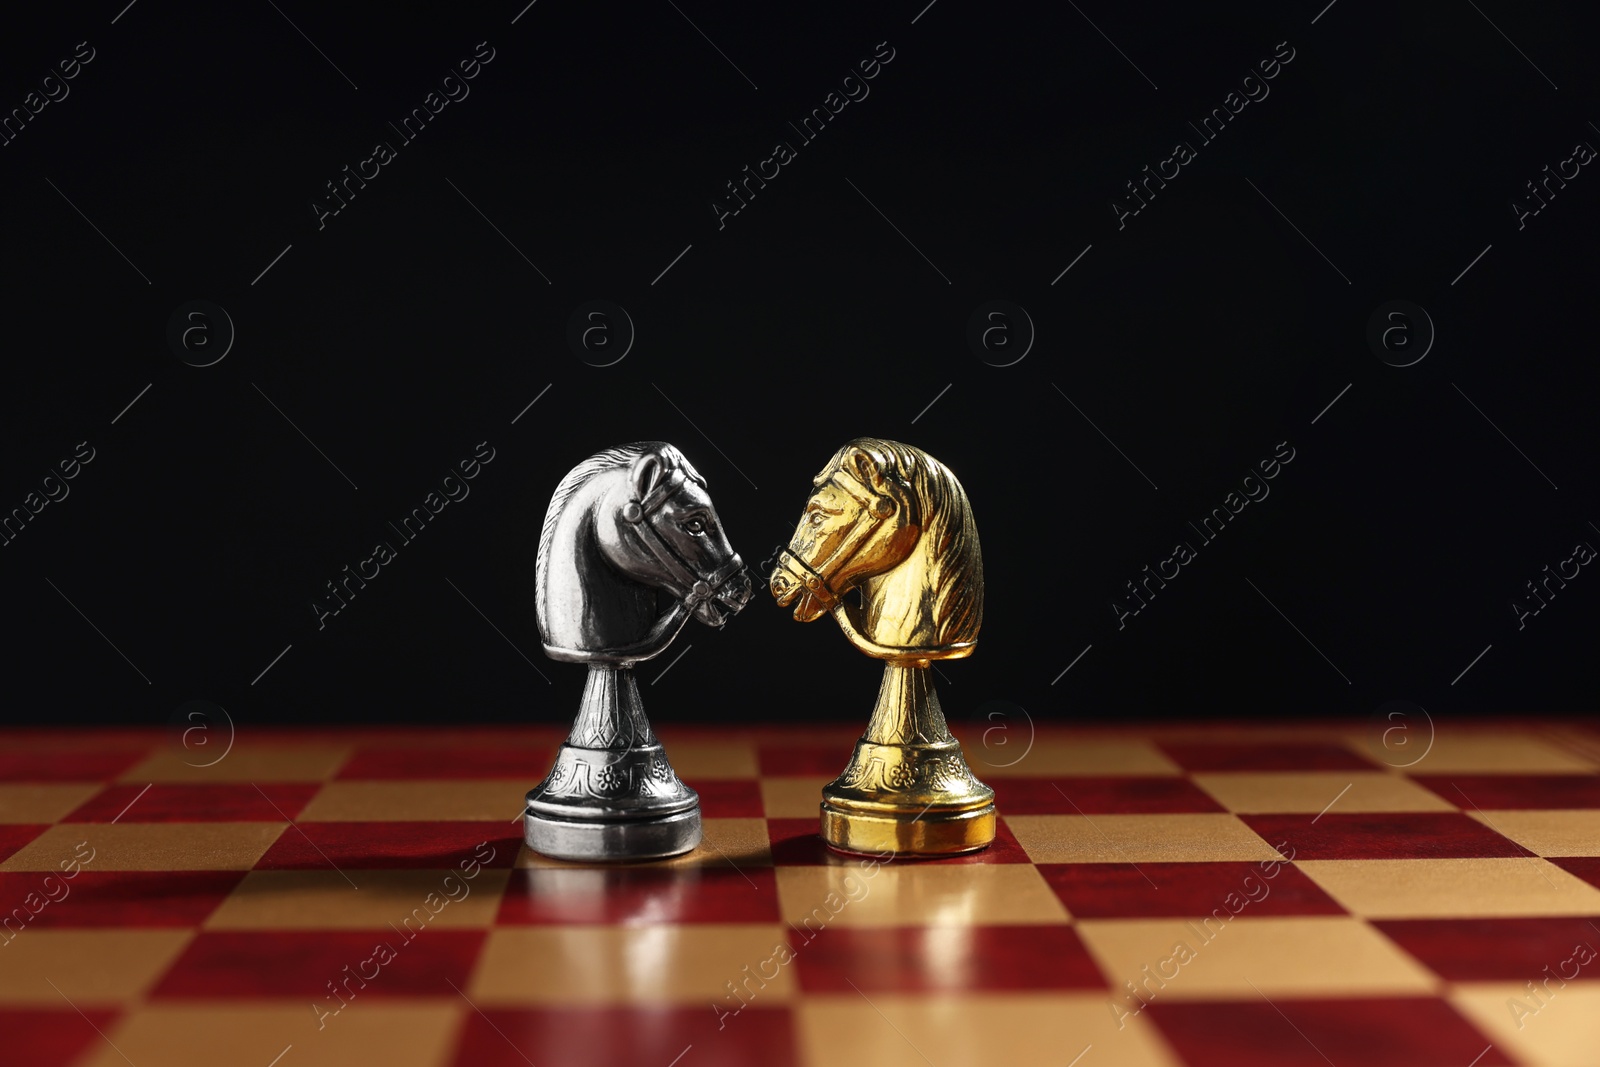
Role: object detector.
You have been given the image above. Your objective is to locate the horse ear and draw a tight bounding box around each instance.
[630,452,664,503]
[844,448,882,492]
[845,446,905,519]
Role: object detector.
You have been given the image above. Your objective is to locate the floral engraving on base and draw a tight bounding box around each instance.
[593,763,628,794]
[834,751,979,795]
[539,761,572,795]
[537,748,695,803]
[834,756,881,791]
[918,755,975,791]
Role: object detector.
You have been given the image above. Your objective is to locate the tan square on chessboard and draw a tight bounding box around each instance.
[797,993,1180,1067]
[1451,982,1600,1067]
[80,1002,463,1067]
[1299,858,1600,918]
[0,929,192,1004]
[0,822,285,872]
[1345,730,1598,773]
[653,737,759,778]
[1007,813,1283,863]
[299,780,527,821]
[119,743,353,782]
[973,738,1183,778]
[1465,809,1600,857]
[762,777,833,818]
[0,783,102,823]
[513,817,772,870]
[1076,916,1437,999]
[469,924,796,1005]
[776,864,1070,927]
[1193,771,1455,813]
[204,869,509,929]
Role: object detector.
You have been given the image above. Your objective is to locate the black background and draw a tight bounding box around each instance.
[2,1,1595,730]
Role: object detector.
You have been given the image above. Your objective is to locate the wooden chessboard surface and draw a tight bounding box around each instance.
[1,720,1597,1067]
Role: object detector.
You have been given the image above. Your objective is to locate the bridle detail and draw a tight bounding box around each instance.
[776,466,899,610]
[619,471,744,610]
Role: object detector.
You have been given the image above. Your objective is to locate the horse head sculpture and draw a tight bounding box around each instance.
[537,442,752,665]
[770,437,982,665]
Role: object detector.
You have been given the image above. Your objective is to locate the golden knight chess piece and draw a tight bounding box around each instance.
[769,438,995,856]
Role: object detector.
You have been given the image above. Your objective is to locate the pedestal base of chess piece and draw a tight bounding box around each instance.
[524,665,701,862]
[819,663,995,857]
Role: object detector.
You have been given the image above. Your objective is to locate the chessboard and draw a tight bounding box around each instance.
[1,720,1597,1067]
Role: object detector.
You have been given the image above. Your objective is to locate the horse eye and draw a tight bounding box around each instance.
[683,518,706,535]
[809,511,826,527]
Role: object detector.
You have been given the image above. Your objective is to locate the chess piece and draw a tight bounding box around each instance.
[525,443,752,861]
[770,438,995,856]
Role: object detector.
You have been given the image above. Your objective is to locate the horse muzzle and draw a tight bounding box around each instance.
[770,550,834,623]
[685,557,752,629]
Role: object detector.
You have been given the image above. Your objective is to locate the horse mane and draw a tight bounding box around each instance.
[839,437,983,646]
[535,442,706,631]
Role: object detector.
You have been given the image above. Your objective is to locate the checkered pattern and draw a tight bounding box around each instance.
[1,723,1597,1066]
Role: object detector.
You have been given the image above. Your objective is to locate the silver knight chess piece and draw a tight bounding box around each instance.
[524,443,752,861]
